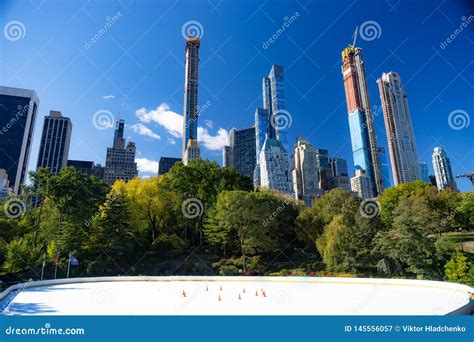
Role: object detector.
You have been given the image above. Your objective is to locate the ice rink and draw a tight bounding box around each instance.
[1,276,473,315]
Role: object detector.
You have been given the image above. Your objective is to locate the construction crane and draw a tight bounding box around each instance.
[351,26,358,47]
[456,173,474,187]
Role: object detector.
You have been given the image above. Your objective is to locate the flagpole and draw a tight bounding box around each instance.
[40,252,45,280]
[67,251,71,279]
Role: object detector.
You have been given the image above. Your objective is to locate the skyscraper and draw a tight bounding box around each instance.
[419,161,430,183]
[182,35,201,164]
[259,137,292,194]
[254,65,291,193]
[377,71,421,185]
[223,127,256,182]
[104,119,138,185]
[158,157,181,175]
[351,169,372,199]
[253,108,270,187]
[37,110,72,174]
[263,65,289,154]
[0,86,40,194]
[377,147,392,189]
[291,138,320,204]
[341,46,383,197]
[432,147,457,192]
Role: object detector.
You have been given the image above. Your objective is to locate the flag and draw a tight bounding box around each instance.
[70,255,79,266]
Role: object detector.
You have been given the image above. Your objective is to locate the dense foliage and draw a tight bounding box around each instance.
[0,160,473,289]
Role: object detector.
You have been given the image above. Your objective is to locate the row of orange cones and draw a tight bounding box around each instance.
[181,286,267,301]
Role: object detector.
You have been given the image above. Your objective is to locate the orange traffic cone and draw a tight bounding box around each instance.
[262,291,266,297]
[220,285,223,291]
[243,288,246,294]
[255,290,258,296]
[238,293,242,300]
[182,290,186,297]
[218,295,222,301]
[206,286,208,291]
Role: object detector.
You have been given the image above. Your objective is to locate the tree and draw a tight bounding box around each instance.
[375,195,453,279]
[378,181,432,226]
[445,251,471,284]
[205,190,297,271]
[296,188,360,252]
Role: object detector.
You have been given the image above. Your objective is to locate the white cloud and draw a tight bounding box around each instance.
[135,103,229,152]
[102,95,115,100]
[167,138,176,145]
[198,127,229,151]
[135,157,158,173]
[129,123,161,140]
[204,119,213,128]
[135,103,182,138]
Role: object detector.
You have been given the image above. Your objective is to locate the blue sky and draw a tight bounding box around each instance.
[1,0,473,191]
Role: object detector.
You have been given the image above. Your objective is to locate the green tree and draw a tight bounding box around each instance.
[445,251,471,284]
[375,195,453,279]
[378,181,432,226]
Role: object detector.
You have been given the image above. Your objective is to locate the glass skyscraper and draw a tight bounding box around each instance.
[377,146,392,189]
[0,86,40,194]
[253,65,291,193]
[265,65,289,154]
[419,161,430,183]
[223,127,256,182]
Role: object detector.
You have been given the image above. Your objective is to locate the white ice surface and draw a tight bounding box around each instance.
[1,277,472,315]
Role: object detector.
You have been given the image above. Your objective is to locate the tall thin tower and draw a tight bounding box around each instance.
[341,45,383,196]
[182,35,201,164]
[377,71,421,185]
